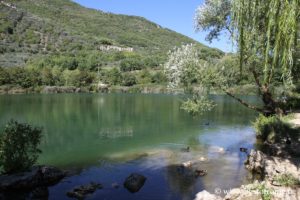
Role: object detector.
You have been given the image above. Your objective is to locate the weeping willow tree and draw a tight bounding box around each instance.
[192,0,300,116]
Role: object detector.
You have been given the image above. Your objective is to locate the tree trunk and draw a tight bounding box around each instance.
[260,85,284,116]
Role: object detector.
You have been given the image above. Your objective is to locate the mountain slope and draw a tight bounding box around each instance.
[0,0,223,67]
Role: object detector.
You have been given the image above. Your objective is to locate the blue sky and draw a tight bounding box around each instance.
[72,0,233,52]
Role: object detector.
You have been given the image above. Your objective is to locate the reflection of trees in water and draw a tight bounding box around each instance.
[0,94,258,168]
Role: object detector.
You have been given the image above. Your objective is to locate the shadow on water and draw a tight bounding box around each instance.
[0,94,260,199]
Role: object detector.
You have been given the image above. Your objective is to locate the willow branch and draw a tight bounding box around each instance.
[222,89,264,113]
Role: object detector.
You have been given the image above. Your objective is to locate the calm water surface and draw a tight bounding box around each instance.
[0,94,259,200]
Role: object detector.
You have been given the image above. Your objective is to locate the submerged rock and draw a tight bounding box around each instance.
[0,166,65,191]
[195,169,207,177]
[123,173,146,193]
[66,182,102,199]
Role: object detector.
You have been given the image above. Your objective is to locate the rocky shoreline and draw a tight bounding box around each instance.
[0,166,66,199]
[0,84,257,95]
[0,85,185,95]
[195,115,300,200]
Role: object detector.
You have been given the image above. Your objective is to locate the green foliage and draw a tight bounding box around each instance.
[0,67,10,85]
[231,0,299,87]
[151,71,167,84]
[251,183,273,200]
[137,69,152,84]
[195,0,231,42]
[99,38,114,45]
[122,73,137,86]
[71,69,94,87]
[274,174,300,186]
[253,115,293,143]
[195,0,300,116]
[41,67,55,86]
[102,67,122,85]
[120,57,144,72]
[0,120,42,174]
[253,115,279,141]
[0,0,214,68]
[181,95,215,116]
[8,67,41,88]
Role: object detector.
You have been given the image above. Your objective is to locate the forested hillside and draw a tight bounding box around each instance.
[0,0,223,91]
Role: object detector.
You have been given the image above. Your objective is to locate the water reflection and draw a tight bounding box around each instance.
[0,94,259,199]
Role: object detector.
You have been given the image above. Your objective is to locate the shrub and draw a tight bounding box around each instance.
[99,38,114,45]
[0,120,42,174]
[151,71,167,84]
[253,115,292,143]
[0,67,10,85]
[274,174,300,186]
[103,67,122,85]
[122,73,137,86]
[137,69,152,84]
[120,57,144,72]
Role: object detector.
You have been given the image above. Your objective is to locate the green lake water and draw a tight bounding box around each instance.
[0,94,259,200]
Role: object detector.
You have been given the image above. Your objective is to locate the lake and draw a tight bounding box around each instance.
[0,94,259,200]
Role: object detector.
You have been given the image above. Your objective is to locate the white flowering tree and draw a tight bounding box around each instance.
[164,44,217,115]
[165,44,202,89]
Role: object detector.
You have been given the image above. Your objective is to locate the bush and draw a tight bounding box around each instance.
[102,67,122,85]
[122,73,137,86]
[0,67,10,85]
[0,120,42,174]
[137,69,152,84]
[151,71,167,84]
[99,38,114,45]
[253,115,292,143]
[120,57,144,72]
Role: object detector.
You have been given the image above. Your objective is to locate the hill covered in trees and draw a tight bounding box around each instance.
[0,0,223,91]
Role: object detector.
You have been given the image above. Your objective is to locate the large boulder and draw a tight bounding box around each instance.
[123,173,146,193]
[245,150,300,180]
[0,166,65,191]
[245,150,266,174]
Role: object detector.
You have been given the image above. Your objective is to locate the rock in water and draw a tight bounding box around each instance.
[66,182,102,199]
[0,166,65,191]
[123,173,146,193]
[40,166,66,185]
[195,169,207,177]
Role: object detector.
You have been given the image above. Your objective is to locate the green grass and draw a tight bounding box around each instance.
[274,174,300,187]
[250,183,273,200]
